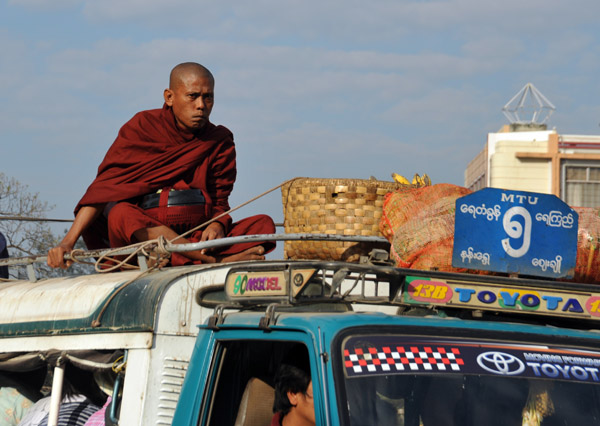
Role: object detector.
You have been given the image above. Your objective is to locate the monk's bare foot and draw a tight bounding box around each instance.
[218,246,266,263]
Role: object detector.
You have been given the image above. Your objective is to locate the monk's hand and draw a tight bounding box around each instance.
[47,243,74,269]
[200,222,225,254]
[201,222,225,241]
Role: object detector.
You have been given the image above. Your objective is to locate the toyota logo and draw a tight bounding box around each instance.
[477,351,525,375]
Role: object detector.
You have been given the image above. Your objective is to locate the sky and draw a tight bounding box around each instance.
[2,0,600,236]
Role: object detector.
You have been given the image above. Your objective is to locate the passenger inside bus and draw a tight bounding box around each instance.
[19,363,107,426]
[0,369,45,425]
[271,351,315,426]
[82,370,119,426]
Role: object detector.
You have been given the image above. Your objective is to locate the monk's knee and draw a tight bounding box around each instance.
[253,214,276,233]
[107,202,138,230]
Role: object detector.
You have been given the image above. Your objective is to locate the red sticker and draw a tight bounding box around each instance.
[585,296,600,317]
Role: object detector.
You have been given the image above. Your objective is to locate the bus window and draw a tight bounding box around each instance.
[205,341,312,426]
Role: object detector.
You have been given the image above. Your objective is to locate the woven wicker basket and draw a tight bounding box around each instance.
[281,177,409,261]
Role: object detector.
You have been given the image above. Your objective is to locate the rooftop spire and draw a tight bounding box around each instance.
[502,83,556,125]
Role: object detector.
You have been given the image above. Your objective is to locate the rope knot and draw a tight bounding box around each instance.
[144,236,171,269]
[155,235,169,255]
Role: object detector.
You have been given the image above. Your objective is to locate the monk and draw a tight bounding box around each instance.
[48,62,275,269]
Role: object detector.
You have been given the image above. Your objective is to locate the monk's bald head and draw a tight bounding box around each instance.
[169,62,214,89]
[164,62,215,133]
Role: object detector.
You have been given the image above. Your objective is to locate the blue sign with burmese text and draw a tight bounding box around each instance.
[452,188,578,279]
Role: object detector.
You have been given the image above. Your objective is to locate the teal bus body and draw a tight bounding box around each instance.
[173,305,600,425]
[3,258,600,425]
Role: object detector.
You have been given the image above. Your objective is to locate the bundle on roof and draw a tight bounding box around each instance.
[380,184,600,283]
[380,183,478,273]
[281,177,412,262]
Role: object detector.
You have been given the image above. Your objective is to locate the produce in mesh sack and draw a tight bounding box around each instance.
[380,184,600,283]
[570,206,600,283]
[380,184,472,272]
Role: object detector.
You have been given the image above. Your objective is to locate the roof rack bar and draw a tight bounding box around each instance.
[164,233,387,253]
[0,233,388,268]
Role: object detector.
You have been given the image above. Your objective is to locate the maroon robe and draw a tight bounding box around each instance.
[270,412,283,426]
[77,104,275,265]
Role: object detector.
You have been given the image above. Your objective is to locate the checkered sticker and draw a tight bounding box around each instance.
[344,346,464,375]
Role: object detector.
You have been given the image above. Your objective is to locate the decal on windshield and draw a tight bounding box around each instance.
[343,335,600,384]
[345,345,464,374]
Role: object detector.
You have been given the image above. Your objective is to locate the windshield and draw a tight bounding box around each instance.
[338,334,600,425]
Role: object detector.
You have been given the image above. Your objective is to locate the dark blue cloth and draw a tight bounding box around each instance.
[0,232,8,279]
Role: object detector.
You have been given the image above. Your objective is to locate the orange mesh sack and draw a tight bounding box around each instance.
[570,207,600,283]
[381,184,600,281]
[380,183,473,272]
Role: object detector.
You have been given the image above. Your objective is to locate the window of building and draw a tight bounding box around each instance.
[562,162,600,207]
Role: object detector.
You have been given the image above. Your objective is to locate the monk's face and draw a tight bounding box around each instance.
[164,71,214,133]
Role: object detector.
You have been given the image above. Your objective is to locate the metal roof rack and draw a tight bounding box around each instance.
[0,233,388,281]
[4,232,600,328]
[204,260,600,328]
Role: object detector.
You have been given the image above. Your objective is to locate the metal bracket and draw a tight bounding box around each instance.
[137,253,148,272]
[360,248,394,266]
[26,264,37,282]
[206,305,227,330]
[259,303,281,330]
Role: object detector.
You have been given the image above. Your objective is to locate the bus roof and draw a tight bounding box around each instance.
[0,265,222,338]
